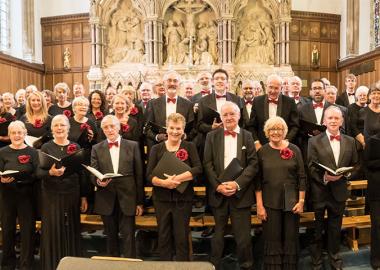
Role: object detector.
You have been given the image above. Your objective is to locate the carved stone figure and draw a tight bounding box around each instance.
[311,45,320,66]
[63,47,71,70]
[207,21,218,64]
[174,0,207,38]
[165,20,181,64]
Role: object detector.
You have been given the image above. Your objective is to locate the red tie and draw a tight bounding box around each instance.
[108,141,119,148]
[143,101,148,107]
[268,99,278,104]
[201,90,210,95]
[167,98,176,103]
[313,102,323,109]
[245,100,253,105]
[224,130,237,138]
[330,135,341,141]
[216,94,226,99]
[294,96,300,101]
[348,93,355,96]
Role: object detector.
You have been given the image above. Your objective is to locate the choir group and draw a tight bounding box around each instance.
[0,69,379,270]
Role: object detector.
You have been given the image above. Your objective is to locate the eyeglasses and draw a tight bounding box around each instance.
[312,87,324,90]
[269,128,284,133]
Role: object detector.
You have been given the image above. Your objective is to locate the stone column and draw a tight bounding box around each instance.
[144,17,163,66]
[87,16,105,90]
[275,22,280,66]
[218,15,236,65]
[22,0,35,62]
[346,0,360,56]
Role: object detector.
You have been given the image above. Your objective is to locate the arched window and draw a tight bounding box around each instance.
[0,0,10,52]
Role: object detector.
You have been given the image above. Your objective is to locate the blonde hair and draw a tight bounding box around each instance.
[263,116,288,139]
[72,96,90,109]
[25,91,49,124]
[166,113,186,129]
[112,94,132,112]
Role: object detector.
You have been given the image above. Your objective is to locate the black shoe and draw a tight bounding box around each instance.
[201,227,214,237]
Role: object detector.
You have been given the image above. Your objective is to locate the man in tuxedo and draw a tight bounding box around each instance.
[336,73,357,107]
[241,80,256,129]
[191,71,213,104]
[204,101,258,270]
[145,71,195,146]
[90,115,144,257]
[281,76,290,96]
[248,74,299,150]
[183,81,195,101]
[288,76,309,110]
[105,86,117,113]
[137,82,153,114]
[325,85,349,133]
[153,78,166,98]
[307,106,358,270]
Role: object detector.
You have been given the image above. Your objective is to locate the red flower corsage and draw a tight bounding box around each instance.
[280,147,294,160]
[176,148,188,161]
[95,111,104,120]
[18,155,31,164]
[63,110,72,118]
[121,123,130,133]
[67,143,77,154]
[80,122,92,132]
[12,115,16,121]
[0,117,7,123]
[130,106,138,115]
[34,119,43,128]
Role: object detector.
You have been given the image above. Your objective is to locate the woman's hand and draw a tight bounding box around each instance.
[80,197,88,213]
[1,176,15,183]
[161,174,180,189]
[136,205,143,216]
[87,129,94,142]
[257,204,267,221]
[292,201,304,214]
[49,163,65,177]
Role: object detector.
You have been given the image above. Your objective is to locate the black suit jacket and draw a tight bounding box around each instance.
[90,139,144,216]
[197,92,243,135]
[248,94,299,144]
[203,128,258,208]
[295,96,310,111]
[307,133,358,207]
[145,95,194,141]
[336,91,351,107]
[241,101,253,129]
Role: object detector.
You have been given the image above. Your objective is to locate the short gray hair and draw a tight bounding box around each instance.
[101,114,120,130]
[221,101,240,115]
[263,116,288,139]
[8,121,27,136]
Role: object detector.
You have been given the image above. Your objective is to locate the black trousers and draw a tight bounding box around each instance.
[369,200,380,269]
[154,200,192,261]
[101,199,136,258]
[262,207,299,270]
[211,200,253,270]
[311,201,345,270]
[1,188,35,270]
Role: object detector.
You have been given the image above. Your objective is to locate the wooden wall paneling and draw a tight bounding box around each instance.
[72,43,83,68]
[62,73,73,91]
[82,43,91,68]
[53,45,63,70]
[320,23,330,39]
[320,42,329,68]
[45,74,53,90]
[329,73,338,87]
[73,72,83,85]
[83,72,89,91]
[329,43,338,69]
[43,46,52,70]
[289,40,299,66]
[53,74,63,85]
[299,41,310,66]
[42,25,52,43]
[300,21,310,40]
[0,63,10,90]
[62,24,73,41]
[309,21,320,39]
[290,20,300,40]
[82,23,91,40]
[72,23,82,40]
[52,25,62,42]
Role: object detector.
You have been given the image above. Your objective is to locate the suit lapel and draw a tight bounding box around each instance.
[307,104,318,124]
[236,130,243,161]
[276,94,283,116]
[159,97,167,125]
[117,139,126,174]
[101,141,114,173]
[337,135,347,167]
[264,95,269,120]
[321,133,337,167]
[217,129,225,170]
[210,93,217,111]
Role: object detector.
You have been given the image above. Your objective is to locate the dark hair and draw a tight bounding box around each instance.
[311,79,326,89]
[212,68,229,80]
[369,82,380,95]
[88,90,107,113]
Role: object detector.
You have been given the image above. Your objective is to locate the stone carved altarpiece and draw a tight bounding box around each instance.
[88,0,293,92]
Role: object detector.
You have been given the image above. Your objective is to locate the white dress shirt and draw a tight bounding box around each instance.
[216,91,227,113]
[166,95,177,119]
[244,99,252,119]
[326,130,340,166]
[268,100,278,119]
[107,136,121,174]
[224,127,240,169]
[347,92,356,105]
[312,100,325,124]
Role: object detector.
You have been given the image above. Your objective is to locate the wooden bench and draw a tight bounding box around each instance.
[144,186,206,196]
[347,180,367,190]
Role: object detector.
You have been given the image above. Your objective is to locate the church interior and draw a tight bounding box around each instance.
[0,0,379,269]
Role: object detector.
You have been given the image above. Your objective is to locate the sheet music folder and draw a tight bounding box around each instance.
[151,151,191,193]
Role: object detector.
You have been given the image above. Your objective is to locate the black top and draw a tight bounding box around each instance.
[361,107,380,140]
[0,146,38,186]
[87,110,107,129]
[37,141,85,195]
[146,140,202,202]
[19,115,52,138]
[68,117,98,149]
[0,112,14,147]
[256,143,306,210]
[48,104,73,117]
[347,103,364,137]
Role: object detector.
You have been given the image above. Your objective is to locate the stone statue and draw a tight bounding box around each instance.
[207,21,218,64]
[165,20,181,64]
[311,45,320,66]
[173,0,207,38]
[63,47,71,70]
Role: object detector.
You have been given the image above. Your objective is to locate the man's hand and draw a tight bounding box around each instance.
[1,176,15,183]
[211,119,223,130]
[324,171,343,182]
[254,141,262,151]
[257,204,267,221]
[216,183,236,196]
[80,197,88,213]
[136,205,144,216]
[97,178,112,187]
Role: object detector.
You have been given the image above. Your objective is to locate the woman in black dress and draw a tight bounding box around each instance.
[87,90,107,130]
[146,113,202,261]
[359,84,380,270]
[0,96,13,148]
[48,82,73,117]
[2,92,17,118]
[37,114,88,270]
[0,121,38,270]
[256,116,306,270]
[42,89,56,111]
